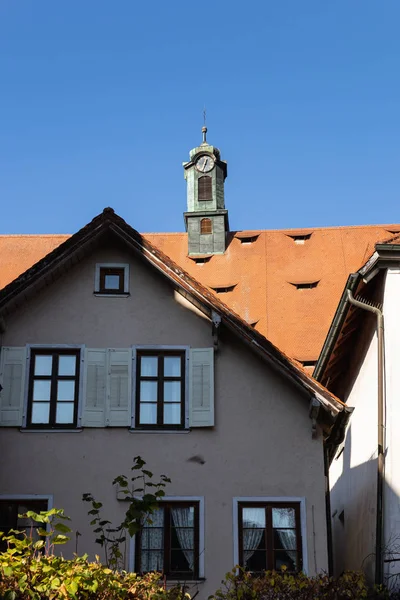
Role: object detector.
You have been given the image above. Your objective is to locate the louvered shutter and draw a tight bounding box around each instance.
[0,347,26,426]
[189,348,214,427]
[82,349,107,427]
[107,349,131,426]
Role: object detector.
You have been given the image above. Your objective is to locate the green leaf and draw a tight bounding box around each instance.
[54,522,71,533]
[4,591,17,600]
[51,577,61,589]
[3,565,13,577]
[52,534,70,545]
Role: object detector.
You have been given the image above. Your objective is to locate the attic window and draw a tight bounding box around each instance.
[289,281,319,290]
[194,257,211,264]
[188,255,212,265]
[235,232,260,244]
[286,233,312,244]
[211,284,237,293]
[95,263,129,296]
[240,236,258,244]
[300,360,316,368]
[198,176,212,201]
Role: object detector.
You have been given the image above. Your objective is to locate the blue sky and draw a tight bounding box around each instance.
[1,1,399,234]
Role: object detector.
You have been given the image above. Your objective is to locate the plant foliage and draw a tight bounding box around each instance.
[82,455,171,570]
[210,566,372,600]
[0,508,187,600]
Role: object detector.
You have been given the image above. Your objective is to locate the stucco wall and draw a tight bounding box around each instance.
[330,329,378,581]
[382,269,400,583]
[0,242,328,598]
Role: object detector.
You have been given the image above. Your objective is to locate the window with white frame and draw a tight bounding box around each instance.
[237,501,303,573]
[94,263,129,295]
[135,500,201,580]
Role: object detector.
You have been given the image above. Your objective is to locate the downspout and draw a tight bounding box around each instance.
[347,289,385,585]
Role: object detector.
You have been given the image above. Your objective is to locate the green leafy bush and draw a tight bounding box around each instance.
[0,508,187,600]
[210,567,370,600]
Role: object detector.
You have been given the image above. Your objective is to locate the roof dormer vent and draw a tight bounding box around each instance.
[286,232,313,244]
[289,280,319,290]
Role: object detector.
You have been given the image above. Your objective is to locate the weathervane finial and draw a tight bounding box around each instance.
[202,107,207,143]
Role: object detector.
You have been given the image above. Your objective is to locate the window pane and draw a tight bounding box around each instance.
[164,381,181,402]
[243,508,265,528]
[147,508,164,527]
[170,549,194,573]
[244,550,267,572]
[105,274,121,289]
[243,528,265,551]
[31,402,50,423]
[171,506,194,528]
[164,403,181,424]
[57,380,75,401]
[140,381,157,402]
[141,550,163,572]
[140,403,157,424]
[141,528,164,549]
[58,355,76,376]
[34,355,52,376]
[33,380,51,401]
[56,402,74,424]
[171,528,194,550]
[274,550,298,571]
[141,356,158,377]
[272,508,296,528]
[164,357,181,377]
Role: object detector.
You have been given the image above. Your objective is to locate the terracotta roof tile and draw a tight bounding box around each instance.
[1,224,399,362]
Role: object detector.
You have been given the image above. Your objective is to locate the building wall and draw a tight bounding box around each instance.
[382,269,400,583]
[329,330,378,582]
[0,242,328,598]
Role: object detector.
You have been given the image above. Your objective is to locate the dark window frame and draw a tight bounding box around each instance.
[238,502,303,573]
[200,218,213,235]
[135,351,186,430]
[0,498,49,552]
[135,501,200,580]
[27,349,81,429]
[98,267,125,294]
[198,176,212,201]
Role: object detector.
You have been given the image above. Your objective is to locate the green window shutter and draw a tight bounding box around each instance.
[82,349,107,427]
[107,349,131,427]
[0,347,26,426]
[189,348,214,427]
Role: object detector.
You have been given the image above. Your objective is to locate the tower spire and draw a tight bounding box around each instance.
[202,108,207,144]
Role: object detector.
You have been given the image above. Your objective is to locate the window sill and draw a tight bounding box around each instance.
[94,293,130,298]
[129,428,190,434]
[19,428,83,433]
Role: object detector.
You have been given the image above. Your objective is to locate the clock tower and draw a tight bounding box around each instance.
[183,127,229,255]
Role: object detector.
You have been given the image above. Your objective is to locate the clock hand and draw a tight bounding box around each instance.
[203,158,208,171]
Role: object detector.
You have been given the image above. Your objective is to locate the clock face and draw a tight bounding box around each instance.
[195,155,215,173]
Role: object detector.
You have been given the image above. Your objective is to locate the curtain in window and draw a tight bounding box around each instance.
[272,508,297,566]
[171,507,194,571]
[141,508,164,572]
[242,508,264,564]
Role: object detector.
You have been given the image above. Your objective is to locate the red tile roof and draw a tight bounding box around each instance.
[0,224,398,363]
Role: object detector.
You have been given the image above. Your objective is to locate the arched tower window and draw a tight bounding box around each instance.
[198,176,212,201]
[200,218,212,235]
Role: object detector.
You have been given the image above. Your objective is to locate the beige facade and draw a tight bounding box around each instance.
[0,241,329,598]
